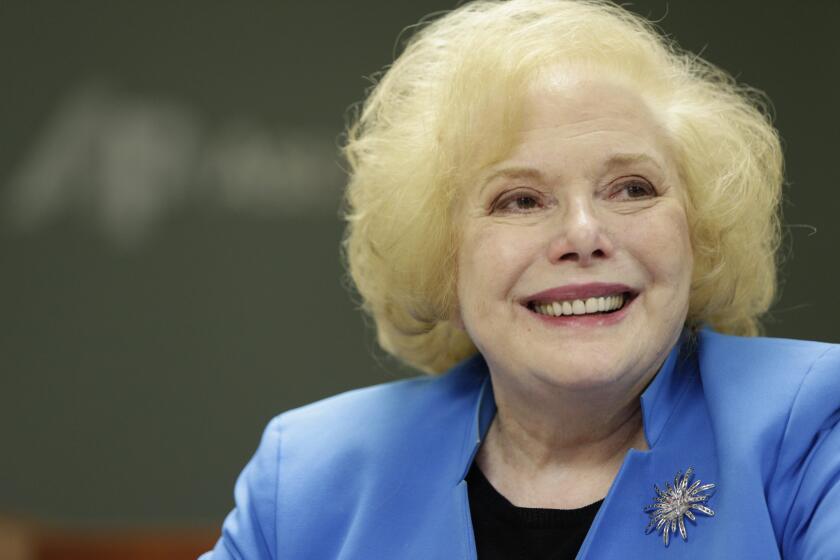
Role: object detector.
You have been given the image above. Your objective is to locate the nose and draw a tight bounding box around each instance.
[546,197,614,266]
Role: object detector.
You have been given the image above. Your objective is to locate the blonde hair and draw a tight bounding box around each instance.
[342,0,783,373]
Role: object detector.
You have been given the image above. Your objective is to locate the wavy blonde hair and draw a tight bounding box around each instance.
[342,0,783,373]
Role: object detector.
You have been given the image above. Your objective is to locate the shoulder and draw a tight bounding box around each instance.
[267,353,486,451]
[696,330,840,555]
[697,328,839,374]
[696,329,840,442]
[696,329,840,407]
[259,353,487,508]
[202,354,488,559]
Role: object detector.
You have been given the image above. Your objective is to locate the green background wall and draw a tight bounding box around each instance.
[1,1,838,526]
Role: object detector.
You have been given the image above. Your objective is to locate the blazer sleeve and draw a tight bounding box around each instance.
[775,345,840,559]
[199,416,283,560]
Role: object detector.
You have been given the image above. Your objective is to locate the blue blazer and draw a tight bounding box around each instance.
[201,330,840,559]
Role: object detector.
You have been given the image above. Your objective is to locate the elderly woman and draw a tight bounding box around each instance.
[202,1,840,558]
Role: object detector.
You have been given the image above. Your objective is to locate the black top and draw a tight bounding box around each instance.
[466,463,603,560]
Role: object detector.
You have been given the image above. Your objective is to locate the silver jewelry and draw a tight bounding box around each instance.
[644,467,716,546]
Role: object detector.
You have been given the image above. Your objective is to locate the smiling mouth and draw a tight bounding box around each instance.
[526,291,637,317]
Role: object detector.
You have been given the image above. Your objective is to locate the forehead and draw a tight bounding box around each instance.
[510,73,675,167]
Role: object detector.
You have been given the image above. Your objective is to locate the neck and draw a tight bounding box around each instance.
[474,368,652,507]
[491,374,647,465]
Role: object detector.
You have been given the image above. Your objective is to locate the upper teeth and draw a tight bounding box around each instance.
[533,294,625,317]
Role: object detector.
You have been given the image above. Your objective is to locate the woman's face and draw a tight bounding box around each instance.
[455,75,692,397]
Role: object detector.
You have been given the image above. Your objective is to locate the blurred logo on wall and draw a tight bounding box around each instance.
[4,81,344,248]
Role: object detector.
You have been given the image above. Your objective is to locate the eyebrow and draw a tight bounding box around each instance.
[478,152,666,195]
[601,152,666,173]
[479,167,546,195]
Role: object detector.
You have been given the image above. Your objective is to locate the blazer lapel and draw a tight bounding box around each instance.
[578,341,721,558]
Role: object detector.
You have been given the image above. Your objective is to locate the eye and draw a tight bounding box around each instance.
[492,190,544,213]
[510,195,539,210]
[610,178,657,200]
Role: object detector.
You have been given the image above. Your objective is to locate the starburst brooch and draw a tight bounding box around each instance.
[644,467,716,546]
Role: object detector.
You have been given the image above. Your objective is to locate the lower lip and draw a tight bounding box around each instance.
[525,295,636,327]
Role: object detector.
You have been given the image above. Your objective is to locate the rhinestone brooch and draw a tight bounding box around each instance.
[644,467,716,546]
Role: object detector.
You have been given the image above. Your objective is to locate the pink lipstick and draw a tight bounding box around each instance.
[521,282,638,327]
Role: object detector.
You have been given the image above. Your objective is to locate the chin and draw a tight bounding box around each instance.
[526,353,635,391]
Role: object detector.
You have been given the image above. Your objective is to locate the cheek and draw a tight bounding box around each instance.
[637,207,693,289]
[666,211,693,281]
[457,225,542,309]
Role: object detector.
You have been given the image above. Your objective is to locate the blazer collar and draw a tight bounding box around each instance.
[639,331,695,447]
[457,354,497,481]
